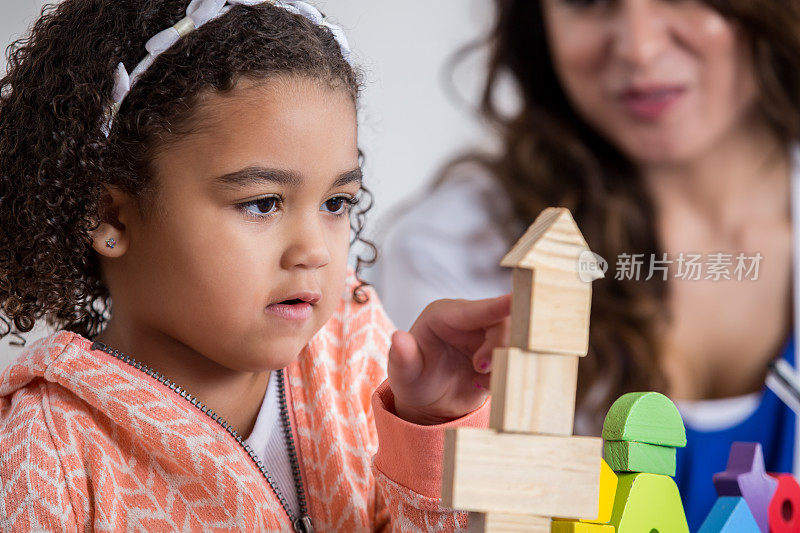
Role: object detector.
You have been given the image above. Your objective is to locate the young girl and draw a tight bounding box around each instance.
[0,1,510,530]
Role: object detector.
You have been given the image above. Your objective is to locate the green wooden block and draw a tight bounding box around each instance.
[610,472,689,533]
[604,440,676,476]
[602,392,687,447]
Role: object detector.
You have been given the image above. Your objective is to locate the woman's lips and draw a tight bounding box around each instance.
[266,301,313,321]
[619,85,686,120]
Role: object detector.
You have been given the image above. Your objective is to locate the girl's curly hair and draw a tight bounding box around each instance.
[0,0,375,342]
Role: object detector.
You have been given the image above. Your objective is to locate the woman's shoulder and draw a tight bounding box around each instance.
[387,162,511,239]
[370,163,515,329]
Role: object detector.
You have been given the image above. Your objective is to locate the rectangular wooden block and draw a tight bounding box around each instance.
[604,440,676,476]
[442,428,602,518]
[555,459,617,524]
[468,513,551,533]
[509,267,592,357]
[489,348,579,435]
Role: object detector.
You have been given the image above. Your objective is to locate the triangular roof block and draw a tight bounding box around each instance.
[501,207,594,273]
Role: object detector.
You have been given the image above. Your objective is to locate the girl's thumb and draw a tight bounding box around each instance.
[387,330,424,385]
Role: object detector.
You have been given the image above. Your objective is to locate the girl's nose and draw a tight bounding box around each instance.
[612,0,670,68]
[280,220,332,270]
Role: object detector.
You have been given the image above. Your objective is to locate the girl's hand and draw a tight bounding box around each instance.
[388,294,511,425]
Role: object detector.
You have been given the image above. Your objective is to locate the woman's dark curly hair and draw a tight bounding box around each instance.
[0,0,375,343]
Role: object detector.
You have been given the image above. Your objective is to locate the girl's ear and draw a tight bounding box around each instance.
[90,185,133,258]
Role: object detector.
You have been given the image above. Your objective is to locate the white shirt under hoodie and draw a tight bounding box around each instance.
[244,372,300,516]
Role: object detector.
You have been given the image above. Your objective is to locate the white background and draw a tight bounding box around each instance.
[0,0,492,369]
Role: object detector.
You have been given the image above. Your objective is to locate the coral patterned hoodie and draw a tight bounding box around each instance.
[0,286,490,532]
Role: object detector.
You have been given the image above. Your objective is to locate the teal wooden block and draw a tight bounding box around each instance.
[698,497,760,533]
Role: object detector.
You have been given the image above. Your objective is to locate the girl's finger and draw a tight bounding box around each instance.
[472,346,493,373]
[445,294,512,332]
[387,330,425,386]
[471,317,510,373]
[473,372,492,392]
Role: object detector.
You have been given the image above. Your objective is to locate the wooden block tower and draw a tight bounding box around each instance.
[441,207,605,532]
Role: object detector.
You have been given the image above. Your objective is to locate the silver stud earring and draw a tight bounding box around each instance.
[105,238,116,249]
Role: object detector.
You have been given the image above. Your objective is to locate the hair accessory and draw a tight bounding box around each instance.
[102,0,351,136]
[105,238,116,249]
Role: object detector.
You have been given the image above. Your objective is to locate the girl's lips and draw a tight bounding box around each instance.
[619,86,686,120]
[266,301,313,321]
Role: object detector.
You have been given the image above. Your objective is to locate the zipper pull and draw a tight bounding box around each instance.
[294,516,313,533]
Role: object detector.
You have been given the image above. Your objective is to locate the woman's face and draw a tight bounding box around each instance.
[541,0,760,164]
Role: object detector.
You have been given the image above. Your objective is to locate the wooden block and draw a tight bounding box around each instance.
[551,521,614,533]
[501,208,598,356]
[712,442,777,533]
[509,267,593,356]
[469,513,551,533]
[610,473,689,533]
[604,440,676,476]
[510,267,534,350]
[602,392,687,447]
[489,348,578,435]
[554,459,617,525]
[768,474,800,533]
[698,497,759,533]
[441,427,601,518]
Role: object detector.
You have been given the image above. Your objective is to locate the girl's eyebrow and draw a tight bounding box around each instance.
[332,168,363,188]
[212,167,302,189]
[211,166,362,190]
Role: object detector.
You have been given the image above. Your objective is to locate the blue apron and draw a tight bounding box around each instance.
[674,335,796,531]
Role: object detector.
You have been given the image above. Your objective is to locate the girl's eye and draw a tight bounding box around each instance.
[239,196,280,218]
[322,195,356,216]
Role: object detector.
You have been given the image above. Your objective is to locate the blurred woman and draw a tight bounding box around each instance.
[375,0,800,526]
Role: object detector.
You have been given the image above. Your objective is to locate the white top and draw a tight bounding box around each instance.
[371,152,800,442]
[370,166,515,332]
[244,372,300,516]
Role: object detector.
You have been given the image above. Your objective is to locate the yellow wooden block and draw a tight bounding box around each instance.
[470,513,551,533]
[489,348,578,435]
[442,427,601,518]
[501,208,599,356]
[584,459,617,523]
[551,521,615,533]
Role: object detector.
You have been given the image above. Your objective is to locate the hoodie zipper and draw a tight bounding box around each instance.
[90,341,314,533]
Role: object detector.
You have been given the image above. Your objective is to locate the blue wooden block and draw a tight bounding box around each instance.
[698,497,760,533]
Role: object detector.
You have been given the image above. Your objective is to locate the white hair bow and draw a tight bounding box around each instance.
[104,0,351,136]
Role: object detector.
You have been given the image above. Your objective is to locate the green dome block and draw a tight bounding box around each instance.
[602,392,686,447]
